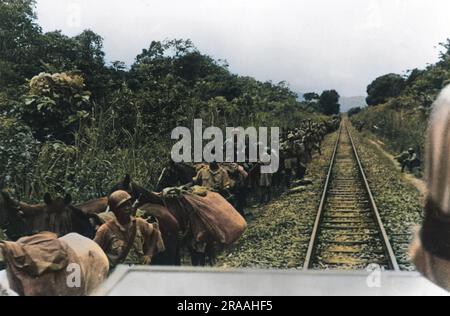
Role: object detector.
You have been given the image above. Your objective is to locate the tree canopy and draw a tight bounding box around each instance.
[366,74,406,106]
[319,90,341,115]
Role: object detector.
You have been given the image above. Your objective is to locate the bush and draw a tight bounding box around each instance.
[351,103,428,159]
[22,72,92,144]
[0,116,38,197]
[348,107,362,117]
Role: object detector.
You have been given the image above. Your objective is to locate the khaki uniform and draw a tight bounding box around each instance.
[94,217,165,269]
[281,141,297,170]
[194,166,231,192]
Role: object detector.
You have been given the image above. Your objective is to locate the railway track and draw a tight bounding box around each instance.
[303,121,400,271]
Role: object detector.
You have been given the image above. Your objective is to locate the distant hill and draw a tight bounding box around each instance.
[339,96,367,112]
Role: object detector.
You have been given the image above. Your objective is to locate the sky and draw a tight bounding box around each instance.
[35,0,450,97]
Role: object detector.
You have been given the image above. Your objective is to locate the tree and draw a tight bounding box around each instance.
[366,74,406,106]
[439,39,450,62]
[72,30,110,102]
[303,92,320,102]
[348,107,362,117]
[0,0,42,88]
[38,31,79,73]
[405,68,424,86]
[319,90,340,115]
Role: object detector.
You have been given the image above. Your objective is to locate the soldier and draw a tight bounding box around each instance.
[280,134,297,188]
[293,139,307,179]
[193,161,232,199]
[319,123,327,142]
[221,162,248,216]
[396,150,410,166]
[401,148,420,173]
[94,190,165,269]
[303,134,313,161]
[224,128,246,163]
[311,128,322,156]
[258,153,273,205]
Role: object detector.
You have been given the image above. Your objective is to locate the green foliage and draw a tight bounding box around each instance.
[0,116,38,196]
[438,39,450,65]
[125,39,313,133]
[347,107,362,117]
[21,72,92,143]
[31,107,172,202]
[351,103,428,161]
[303,92,320,102]
[0,0,42,87]
[319,90,340,115]
[366,74,406,106]
[405,67,450,107]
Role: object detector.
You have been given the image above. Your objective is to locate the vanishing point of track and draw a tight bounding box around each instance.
[303,121,400,271]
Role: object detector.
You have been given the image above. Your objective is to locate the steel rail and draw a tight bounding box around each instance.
[303,120,400,271]
[345,124,400,271]
[303,123,343,270]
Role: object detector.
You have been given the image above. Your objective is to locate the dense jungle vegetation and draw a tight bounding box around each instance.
[0,0,339,203]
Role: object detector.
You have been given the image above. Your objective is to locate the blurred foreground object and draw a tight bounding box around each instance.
[0,232,108,296]
[94,266,448,296]
[410,85,450,290]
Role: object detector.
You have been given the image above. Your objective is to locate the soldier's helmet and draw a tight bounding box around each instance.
[109,190,133,212]
[408,148,414,154]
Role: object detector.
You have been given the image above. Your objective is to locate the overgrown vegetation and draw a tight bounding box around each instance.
[0,1,331,203]
[351,39,450,162]
[347,107,362,117]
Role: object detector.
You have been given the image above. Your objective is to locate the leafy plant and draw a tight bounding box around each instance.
[22,72,92,143]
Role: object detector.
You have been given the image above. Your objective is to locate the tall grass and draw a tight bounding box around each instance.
[1,101,325,204]
[1,108,171,203]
